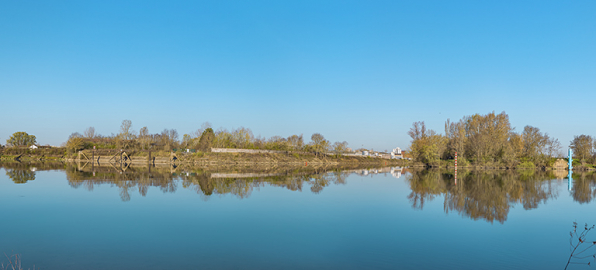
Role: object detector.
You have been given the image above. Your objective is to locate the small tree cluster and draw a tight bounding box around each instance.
[570,135,596,164]
[6,132,36,147]
[409,111,562,166]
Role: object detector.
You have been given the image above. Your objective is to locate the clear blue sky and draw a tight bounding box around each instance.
[1,1,595,151]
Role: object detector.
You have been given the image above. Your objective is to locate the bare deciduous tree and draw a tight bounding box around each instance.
[139,126,150,149]
[522,125,549,161]
[570,135,594,163]
[545,137,562,158]
[310,133,330,154]
[332,141,349,157]
[287,134,304,151]
[119,120,135,140]
[84,127,96,139]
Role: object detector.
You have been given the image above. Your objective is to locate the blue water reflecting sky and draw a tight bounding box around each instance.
[1,168,595,269]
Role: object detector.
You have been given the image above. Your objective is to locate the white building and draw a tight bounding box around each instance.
[391,147,403,159]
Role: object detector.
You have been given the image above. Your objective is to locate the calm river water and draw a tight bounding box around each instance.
[1,163,595,269]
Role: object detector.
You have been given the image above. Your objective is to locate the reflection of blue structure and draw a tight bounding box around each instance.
[568,170,573,191]
[568,149,573,191]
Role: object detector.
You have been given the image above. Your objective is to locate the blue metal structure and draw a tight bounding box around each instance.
[568,148,573,170]
[568,148,573,191]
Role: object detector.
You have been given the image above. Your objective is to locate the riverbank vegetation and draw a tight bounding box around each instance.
[62,121,354,157]
[408,111,596,169]
[1,121,385,164]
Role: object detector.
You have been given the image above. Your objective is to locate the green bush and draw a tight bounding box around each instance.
[517,161,535,169]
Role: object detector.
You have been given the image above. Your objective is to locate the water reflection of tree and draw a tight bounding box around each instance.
[309,173,332,194]
[407,169,558,224]
[407,169,445,210]
[1,162,64,184]
[571,173,596,204]
[447,171,513,223]
[59,165,362,201]
[65,166,180,202]
[6,169,36,184]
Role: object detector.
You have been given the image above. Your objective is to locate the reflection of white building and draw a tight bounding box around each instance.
[349,167,402,177]
[390,167,403,179]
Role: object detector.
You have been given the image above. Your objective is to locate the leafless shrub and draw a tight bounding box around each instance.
[565,222,596,269]
[1,253,36,270]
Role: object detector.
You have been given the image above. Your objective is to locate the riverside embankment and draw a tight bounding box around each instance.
[68,149,405,167]
[1,147,407,167]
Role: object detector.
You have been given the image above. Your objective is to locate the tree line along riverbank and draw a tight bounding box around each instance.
[4,111,595,170]
[408,158,595,171]
[408,111,596,171]
[2,120,403,164]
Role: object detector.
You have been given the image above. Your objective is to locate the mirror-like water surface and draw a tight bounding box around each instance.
[1,163,595,269]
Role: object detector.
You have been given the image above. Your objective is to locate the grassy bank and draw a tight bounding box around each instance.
[76,151,408,166]
[18,149,408,166]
